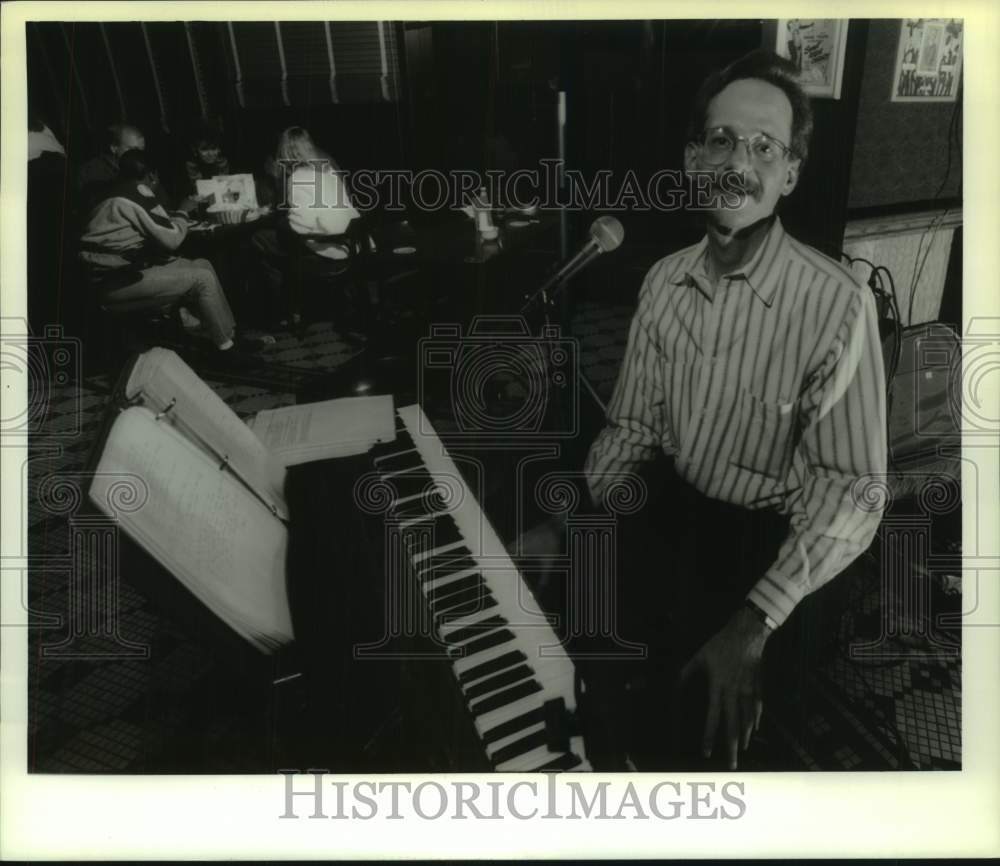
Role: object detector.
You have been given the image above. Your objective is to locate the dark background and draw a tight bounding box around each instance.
[26,18,962,311]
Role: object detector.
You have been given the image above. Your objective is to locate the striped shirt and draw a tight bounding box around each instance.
[585,217,887,627]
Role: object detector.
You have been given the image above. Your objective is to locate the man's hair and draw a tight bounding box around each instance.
[686,48,814,164]
[105,122,141,150]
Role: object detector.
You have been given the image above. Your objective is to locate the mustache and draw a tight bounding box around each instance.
[714,171,760,199]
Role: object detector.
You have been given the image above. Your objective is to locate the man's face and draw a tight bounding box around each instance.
[196,144,221,164]
[113,128,146,158]
[684,78,801,232]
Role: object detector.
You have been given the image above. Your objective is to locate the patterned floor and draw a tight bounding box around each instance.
[23,303,962,772]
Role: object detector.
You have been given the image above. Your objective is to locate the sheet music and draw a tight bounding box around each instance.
[249,394,395,466]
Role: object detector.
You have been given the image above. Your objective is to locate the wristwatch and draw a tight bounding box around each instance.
[744,598,778,632]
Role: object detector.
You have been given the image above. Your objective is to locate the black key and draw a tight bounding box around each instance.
[383,467,434,486]
[441,614,506,646]
[436,596,499,626]
[417,550,475,576]
[470,679,542,716]
[422,563,480,592]
[490,729,549,767]
[464,664,535,701]
[392,492,446,519]
[481,707,545,745]
[536,752,583,771]
[432,585,491,615]
[387,473,436,502]
[419,558,478,586]
[404,515,461,551]
[448,628,514,659]
[423,515,462,548]
[457,650,527,685]
[427,573,485,603]
[393,430,416,450]
[374,449,422,472]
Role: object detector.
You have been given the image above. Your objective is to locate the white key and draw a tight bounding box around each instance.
[484,722,546,761]
[495,744,560,773]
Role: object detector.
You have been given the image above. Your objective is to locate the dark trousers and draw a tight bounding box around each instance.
[573,465,837,770]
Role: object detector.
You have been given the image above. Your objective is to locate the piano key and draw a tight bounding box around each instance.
[462,662,569,713]
[423,567,483,596]
[432,585,492,616]
[447,628,515,659]
[410,538,465,566]
[484,721,546,760]
[535,751,584,771]
[464,664,535,701]
[391,403,590,770]
[380,465,433,482]
[477,694,557,743]
[436,600,501,630]
[489,728,549,767]
[418,555,477,583]
[392,492,446,519]
[495,744,561,773]
[438,604,507,637]
[386,473,437,502]
[456,650,527,685]
[425,572,485,603]
[416,550,476,576]
[401,516,462,552]
[373,448,422,472]
[392,429,416,449]
[439,614,506,646]
[480,707,545,745]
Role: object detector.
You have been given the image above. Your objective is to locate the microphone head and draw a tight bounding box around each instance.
[590,216,625,253]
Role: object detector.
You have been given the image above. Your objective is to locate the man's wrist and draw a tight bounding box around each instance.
[743,598,778,633]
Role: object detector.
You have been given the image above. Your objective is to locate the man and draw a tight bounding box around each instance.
[579,49,887,769]
[78,149,257,368]
[76,122,146,214]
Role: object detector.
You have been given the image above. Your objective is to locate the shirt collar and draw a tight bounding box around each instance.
[672,216,786,307]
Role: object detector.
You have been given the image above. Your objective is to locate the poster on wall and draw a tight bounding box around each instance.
[891,18,963,102]
[775,19,848,99]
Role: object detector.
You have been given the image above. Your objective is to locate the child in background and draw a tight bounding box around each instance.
[179,125,230,213]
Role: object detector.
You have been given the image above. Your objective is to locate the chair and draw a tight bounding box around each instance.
[291,215,421,342]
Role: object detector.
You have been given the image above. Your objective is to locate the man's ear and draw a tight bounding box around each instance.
[684,142,699,174]
[781,158,801,197]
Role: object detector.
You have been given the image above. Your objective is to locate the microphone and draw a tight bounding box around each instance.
[523,216,625,311]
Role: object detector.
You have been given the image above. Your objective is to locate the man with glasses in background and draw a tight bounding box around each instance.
[577,49,887,770]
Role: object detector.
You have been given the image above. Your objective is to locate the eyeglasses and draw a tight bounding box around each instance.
[696,126,796,165]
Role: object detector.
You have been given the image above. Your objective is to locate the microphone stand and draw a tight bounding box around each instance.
[519,256,602,446]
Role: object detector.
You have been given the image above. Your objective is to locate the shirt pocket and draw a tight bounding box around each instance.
[730,390,798,480]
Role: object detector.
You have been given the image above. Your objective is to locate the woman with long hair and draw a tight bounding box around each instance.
[252,126,361,331]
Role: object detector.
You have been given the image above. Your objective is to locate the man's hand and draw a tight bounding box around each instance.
[677,605,773,769]
[506,515,565,603]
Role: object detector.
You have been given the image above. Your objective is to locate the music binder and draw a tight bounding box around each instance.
[86,350,295,657]
[119,347,290,521]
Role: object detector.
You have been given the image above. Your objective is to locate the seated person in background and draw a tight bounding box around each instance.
[251,125,361,331]
[178,124,231,214]
[76,122,146,215]
[78,149,257,366]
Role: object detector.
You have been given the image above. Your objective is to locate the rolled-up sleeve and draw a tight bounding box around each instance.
[747,288,888,626]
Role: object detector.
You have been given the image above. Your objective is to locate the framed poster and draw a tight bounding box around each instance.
[775,18,848,99]
[891,18,963,102]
